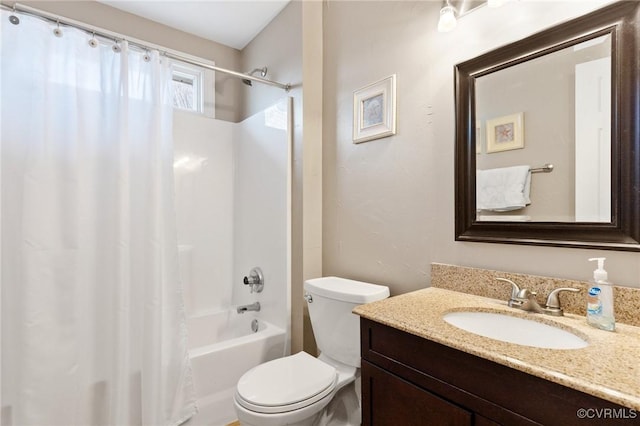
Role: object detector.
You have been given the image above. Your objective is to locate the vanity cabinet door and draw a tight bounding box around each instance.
[474,415,501,426]
[362,360,472,426]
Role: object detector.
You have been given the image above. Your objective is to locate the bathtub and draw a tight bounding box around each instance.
[183,309,286,426]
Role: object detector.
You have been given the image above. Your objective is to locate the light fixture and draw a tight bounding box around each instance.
[437,4,457,32]
[437,1,505,32]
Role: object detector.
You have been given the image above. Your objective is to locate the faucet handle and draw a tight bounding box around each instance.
[517,288,537,300]
[496,278,521,299]
[243,267,264,294]
[545,287,580,311]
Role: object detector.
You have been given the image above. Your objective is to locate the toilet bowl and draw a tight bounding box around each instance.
[233,277,389,426]
[234,352,356,426]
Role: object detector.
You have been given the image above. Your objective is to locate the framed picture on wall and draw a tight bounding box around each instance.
[353,75,397,143]
[486,112,524,153]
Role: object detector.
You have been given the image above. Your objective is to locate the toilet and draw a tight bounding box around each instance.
[233,276,390,426]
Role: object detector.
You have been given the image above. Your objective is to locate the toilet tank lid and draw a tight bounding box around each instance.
[304,277,390,304]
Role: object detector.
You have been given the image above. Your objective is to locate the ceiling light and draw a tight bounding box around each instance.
[487,0,505,8]
[438,5,457,32]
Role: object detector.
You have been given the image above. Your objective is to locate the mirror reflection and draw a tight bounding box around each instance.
[475,35,611,223]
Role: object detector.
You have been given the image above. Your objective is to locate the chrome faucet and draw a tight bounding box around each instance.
[237,302,261,314]
[496,278,579,316]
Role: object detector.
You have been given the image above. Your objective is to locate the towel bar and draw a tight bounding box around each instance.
[530,163,554,173]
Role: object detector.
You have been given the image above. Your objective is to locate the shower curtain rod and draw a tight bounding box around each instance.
[1,2,291,92]
[162,52,290,91]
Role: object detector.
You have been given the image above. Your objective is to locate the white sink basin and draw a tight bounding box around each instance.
[443,311,588,350]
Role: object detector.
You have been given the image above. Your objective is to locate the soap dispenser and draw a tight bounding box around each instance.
[586,257,615,331]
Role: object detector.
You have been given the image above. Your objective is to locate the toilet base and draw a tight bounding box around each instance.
[236,411,322,426]
[234,390,333,426]
[319,380,361,426]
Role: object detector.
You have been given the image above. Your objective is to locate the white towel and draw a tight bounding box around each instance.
[476,165,531,212]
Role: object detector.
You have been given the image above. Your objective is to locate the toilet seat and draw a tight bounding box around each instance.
[235,352,338,414]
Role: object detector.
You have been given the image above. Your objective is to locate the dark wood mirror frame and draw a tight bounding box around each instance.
[455,1,639,252]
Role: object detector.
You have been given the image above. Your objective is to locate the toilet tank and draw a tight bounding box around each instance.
[304,277,389,368]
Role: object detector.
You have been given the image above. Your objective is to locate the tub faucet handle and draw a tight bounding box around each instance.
[243,276,256,293]
[243,267,264,293]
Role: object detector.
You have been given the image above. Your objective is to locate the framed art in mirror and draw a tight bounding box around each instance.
[486,112,524,154]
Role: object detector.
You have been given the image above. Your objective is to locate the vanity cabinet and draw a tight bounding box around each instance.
[360,318,632,426]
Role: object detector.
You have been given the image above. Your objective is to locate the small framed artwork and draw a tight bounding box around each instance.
[353,75,397,144]
[486,112,524,153]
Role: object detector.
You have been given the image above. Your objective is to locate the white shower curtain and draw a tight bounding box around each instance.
[1,10,196,426]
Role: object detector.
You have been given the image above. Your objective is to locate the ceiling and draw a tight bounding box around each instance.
[98,0,291,50]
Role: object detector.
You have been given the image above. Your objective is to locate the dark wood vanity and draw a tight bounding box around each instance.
[360,318,634,426]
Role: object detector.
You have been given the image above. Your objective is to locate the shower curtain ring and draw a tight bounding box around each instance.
[112,40,122,53]
[9,4,20,25]
[88,32,98,48]
[53,20,63,37]
[143,50,151,62]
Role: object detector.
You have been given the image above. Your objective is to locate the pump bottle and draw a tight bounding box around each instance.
[586,257,615,331]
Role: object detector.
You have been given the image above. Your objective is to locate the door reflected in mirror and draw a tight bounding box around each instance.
[475,35,611,223]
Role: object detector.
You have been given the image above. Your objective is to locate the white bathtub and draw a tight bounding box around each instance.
[183,309,286,426]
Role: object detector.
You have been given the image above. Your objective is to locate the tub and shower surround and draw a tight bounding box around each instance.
[174,98,291,425]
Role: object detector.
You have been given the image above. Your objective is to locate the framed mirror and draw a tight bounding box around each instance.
[455,1,639,251]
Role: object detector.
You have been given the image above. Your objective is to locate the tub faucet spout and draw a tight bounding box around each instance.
[237,302,261,314]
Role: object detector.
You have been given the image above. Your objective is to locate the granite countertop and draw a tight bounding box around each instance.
[353,287,640,410]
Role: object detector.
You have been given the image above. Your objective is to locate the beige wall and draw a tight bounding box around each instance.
[239,1,310,354]
[240,1,302,120]
[476,40,610,221]
[476,50,578,221]
[20,0,243,122]
[322,0,640,294]
[300,1,324,356]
